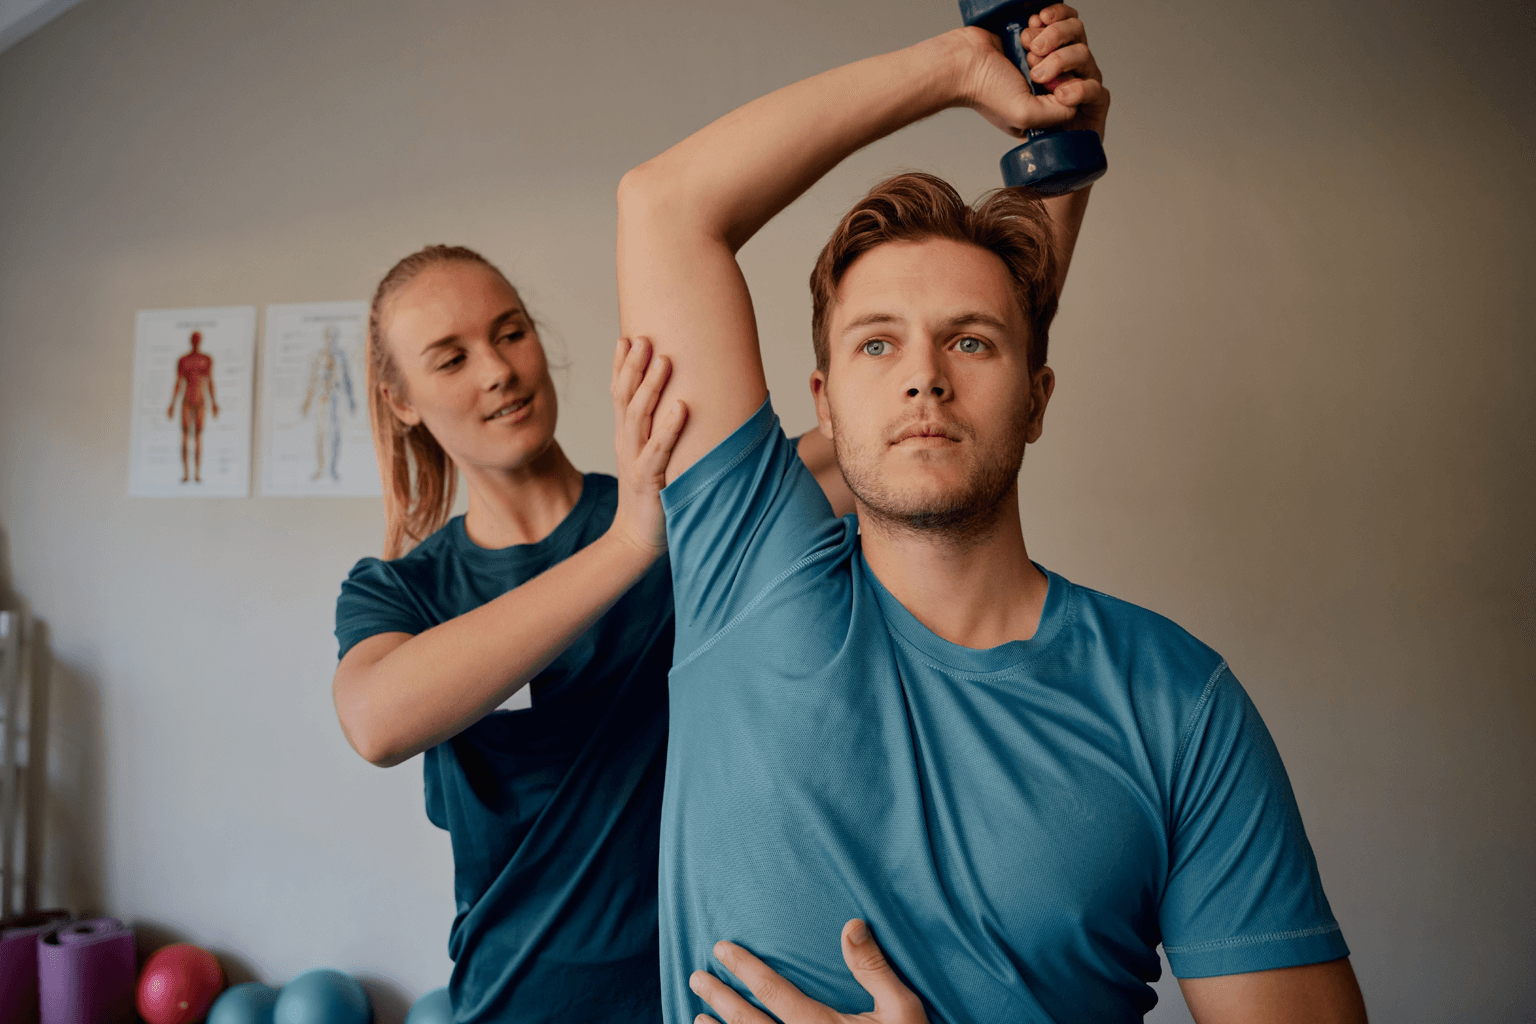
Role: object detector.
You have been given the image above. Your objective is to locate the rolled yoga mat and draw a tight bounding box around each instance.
[38,917,137,1024]
[0,911,72,1024]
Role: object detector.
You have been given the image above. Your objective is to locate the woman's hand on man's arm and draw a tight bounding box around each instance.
[331,340,684,768]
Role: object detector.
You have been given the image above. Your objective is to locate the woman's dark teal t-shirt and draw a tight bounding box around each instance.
[335,474,671,1023]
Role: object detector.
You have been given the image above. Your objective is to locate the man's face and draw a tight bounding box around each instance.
[812,237,1053,537]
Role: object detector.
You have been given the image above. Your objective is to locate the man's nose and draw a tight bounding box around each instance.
[902,343,948,400]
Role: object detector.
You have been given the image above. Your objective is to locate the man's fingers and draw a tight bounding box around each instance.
[840,920,927,1022]
[1039,3,1080,26]
[689,969,775,1024]
[1029,43,1094,86]
[1025,14,1085,55]
[1049,76,1104,112]
[712,940,828,1023]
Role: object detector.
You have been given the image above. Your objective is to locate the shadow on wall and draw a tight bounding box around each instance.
[0,524,107,920]
[133,920,261,985]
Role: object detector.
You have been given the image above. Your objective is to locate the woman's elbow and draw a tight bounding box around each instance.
[333,683,403,768]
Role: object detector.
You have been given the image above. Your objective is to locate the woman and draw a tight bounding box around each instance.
[330,245,850,1022]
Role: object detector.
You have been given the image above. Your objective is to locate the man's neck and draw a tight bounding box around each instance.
[858,486,1048,650]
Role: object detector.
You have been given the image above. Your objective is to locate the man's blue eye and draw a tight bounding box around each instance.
[862,340,889,356]
[957,337,984,353]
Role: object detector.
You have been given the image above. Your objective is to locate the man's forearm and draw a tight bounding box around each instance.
[1043,186,1092,293]
[619,33,971,257]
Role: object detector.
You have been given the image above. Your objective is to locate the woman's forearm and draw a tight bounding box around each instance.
[333,529,657,767]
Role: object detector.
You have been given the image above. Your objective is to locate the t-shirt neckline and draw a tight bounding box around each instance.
[860,552,1072,676]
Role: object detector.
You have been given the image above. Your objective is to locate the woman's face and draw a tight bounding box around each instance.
[380,262,559,475]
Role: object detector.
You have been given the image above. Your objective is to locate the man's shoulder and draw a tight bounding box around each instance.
[1061,577,1227,701]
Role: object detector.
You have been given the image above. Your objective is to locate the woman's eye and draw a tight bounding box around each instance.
[862,339,890,356]
[439,353,465,370]
[498,330,525,344]
[956,336,984,354]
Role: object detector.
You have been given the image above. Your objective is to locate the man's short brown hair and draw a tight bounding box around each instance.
[809,172,1059,375]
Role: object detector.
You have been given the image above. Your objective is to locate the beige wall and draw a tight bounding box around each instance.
[1,0,1531,1020]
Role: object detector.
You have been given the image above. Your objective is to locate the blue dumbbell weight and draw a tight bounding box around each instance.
[959,0,1107,194]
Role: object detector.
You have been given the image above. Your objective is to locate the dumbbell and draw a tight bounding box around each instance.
[959,0,1107,195]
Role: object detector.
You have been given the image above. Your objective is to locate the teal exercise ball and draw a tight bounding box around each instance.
[405,987,452,1024]
[207,983,279,1024]
[274,970,371,1024]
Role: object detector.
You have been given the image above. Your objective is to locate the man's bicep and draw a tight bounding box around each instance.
[1161,669,1349,977]
[617,171,768,481]
[1178,959,1368,1024]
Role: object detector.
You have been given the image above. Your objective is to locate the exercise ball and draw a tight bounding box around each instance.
[208,982,280,1024]
[405,987,452,1024]
[137,943,226,1024]
[274,969,371,1024]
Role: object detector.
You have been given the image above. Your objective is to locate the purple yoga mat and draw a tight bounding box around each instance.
[37,918,136,1024]
[0,912,71,1024]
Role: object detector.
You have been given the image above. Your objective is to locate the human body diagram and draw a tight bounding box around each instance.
[301,325,358,481]
[167,331,219,483]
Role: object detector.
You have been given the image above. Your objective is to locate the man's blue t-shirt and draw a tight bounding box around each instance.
[659,402,1347,1024]
[335,474,671,1024]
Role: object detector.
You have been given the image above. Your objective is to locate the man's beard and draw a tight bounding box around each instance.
[831,401,1030,544]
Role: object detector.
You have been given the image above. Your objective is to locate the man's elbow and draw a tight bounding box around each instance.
[617,162,658,215]
[617,160,689,232]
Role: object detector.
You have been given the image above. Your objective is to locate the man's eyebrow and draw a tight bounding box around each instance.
[839,311,902,334]
[941,311,1010,333]
[419,306,524,355]
[838,310,1011,335]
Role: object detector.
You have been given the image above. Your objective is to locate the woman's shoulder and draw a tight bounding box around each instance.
[344,518,464,588]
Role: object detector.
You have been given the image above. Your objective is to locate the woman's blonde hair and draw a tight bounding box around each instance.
[367,244,513,559]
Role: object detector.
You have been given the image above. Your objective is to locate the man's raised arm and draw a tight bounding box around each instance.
[616,8,1105,481]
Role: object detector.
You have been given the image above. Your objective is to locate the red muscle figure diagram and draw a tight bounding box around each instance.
[166,330,220,483]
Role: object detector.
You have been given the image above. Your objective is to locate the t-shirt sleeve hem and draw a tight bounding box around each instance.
[335,623,418,661]
[661,397,776,515]
[1165,924,1350,978]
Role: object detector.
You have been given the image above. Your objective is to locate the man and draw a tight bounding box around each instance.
[167,329,219,483]
[618,6,1366,1023]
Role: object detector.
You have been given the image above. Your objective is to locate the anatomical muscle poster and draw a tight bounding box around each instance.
[128,306,256,498]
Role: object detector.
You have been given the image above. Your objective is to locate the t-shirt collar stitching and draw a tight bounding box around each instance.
[864,558,1076,678]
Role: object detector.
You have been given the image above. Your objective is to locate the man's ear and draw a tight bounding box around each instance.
[810,369,834,440]
[1024,365,1055,444]
[380,382,422,428]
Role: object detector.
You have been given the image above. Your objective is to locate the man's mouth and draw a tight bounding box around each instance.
[891,424,960,445]
[485,396,532,421]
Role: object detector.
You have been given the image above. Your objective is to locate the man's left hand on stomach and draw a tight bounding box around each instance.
[690,919,929,1024]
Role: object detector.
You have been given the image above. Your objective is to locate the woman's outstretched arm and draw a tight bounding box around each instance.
[331,338,686,767]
